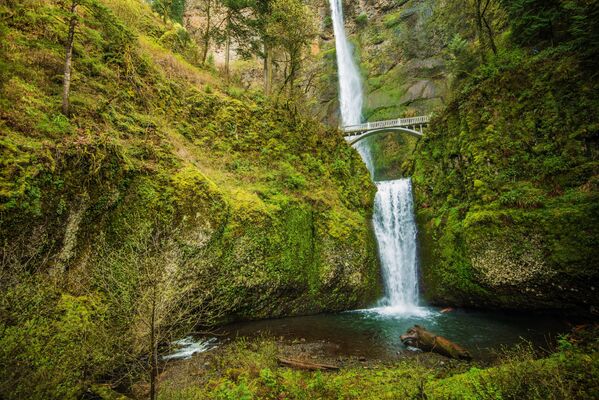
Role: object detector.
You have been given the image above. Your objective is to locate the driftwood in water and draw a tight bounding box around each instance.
[400,325,471,360]
[277,358,340,371]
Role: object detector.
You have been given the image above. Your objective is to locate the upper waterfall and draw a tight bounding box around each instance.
[329,0,363,126]
[329,1,424,316]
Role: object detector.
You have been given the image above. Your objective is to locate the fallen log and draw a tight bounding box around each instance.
[277,357,340,371]
[400,325,471,360]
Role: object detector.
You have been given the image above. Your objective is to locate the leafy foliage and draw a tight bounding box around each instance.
[151,0,187,23]
[0,279,115,400]
[502,0,599,67]
[503,0,563,47]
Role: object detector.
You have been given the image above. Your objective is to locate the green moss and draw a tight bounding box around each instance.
[0,1,380,398]
[428,343,599,399]
[412,48,599,312]
[0,280,115,400]
[157,333,599,400]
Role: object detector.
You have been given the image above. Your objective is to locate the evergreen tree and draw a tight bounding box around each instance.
[502,0,562,47]
[151,0,186,23]
[564,0,599,69]
[218,0,254,77]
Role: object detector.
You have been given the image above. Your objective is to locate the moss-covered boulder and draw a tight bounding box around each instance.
[412,50,599,314]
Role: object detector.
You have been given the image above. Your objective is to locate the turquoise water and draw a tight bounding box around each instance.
[215,307,570,360]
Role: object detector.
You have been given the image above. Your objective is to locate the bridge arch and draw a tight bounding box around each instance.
[345,126,423,145]
[342,115,431,146]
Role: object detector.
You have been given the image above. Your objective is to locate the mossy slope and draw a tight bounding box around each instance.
[1,0,379,317]
[0,1,379,397]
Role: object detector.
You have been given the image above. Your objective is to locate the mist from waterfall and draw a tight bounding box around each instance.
[329,0,363,126]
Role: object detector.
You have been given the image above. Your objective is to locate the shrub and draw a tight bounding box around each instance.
[355,13,368,28]
[0,279,114,400]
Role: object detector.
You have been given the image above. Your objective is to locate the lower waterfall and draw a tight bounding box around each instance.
[371,178,422,315]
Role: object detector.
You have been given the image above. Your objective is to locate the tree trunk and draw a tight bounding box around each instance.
[288,48,301,95]
[149,296,158,400]
[483,15,497,55]
[476,0,497,56]
[474,0,486,62]
[225,36,231,77]
[62,0,78,116]
[481,0,497,55]
[224,23,231,79]
[400,325,471,360]
[201,1,212,65]
[264,43,272,95]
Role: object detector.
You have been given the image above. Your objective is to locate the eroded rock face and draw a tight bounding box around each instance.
[401,80,438,104]
[417,209,599,315]
[2,169,381,323]
[356,0,449,119]
[469,234,555,288]
[313,0,448,126]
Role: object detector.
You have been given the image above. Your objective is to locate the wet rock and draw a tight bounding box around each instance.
[400,80,438,104]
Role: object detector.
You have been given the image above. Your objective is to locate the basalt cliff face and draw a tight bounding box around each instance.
[412,52,599,315]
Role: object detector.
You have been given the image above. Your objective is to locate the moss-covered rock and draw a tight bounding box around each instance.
[0,1,380,397]
[411,49,599,314]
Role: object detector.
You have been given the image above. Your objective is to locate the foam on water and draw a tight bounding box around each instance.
[360,305,432,319]
[162,337,218,361]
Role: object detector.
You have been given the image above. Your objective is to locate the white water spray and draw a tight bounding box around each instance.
[329,1,424,315]
[372,179,422,314]
[329,0,363,126]
[354,140,375,177]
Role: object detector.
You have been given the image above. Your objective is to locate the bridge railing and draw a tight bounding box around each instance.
[342,115,431,135]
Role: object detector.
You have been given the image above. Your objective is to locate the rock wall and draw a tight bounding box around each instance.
[411,52,599,315]
[315,0,447,122]
[312,0,447,179]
